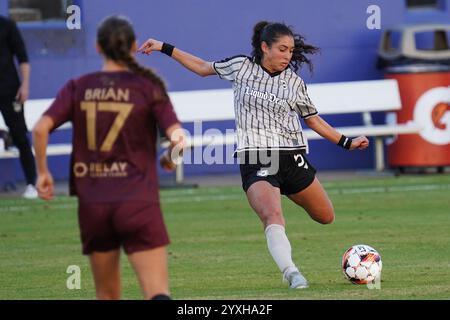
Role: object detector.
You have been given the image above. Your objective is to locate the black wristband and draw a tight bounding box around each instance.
[338,135,352,150]
[161,43,175,57]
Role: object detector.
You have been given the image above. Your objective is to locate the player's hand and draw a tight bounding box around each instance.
[15,84,29,104]
[159,150,177,172]
[350,136,369,150]
[138,39,163,55]
[36,171,55,201]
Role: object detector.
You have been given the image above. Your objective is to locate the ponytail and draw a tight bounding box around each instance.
[251,21,270,65]
[116,40,169,103]
[97,15,169,102]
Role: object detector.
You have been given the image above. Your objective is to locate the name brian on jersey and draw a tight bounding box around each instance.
[244,86,287,106]
[84,88,130,102]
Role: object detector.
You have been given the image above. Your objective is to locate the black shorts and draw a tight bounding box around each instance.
[239,151,316,195]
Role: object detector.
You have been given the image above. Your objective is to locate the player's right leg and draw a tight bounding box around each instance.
[245,181,307,288]
[78,202,122,299]
[89,250,121,299]
[246,181,284,228]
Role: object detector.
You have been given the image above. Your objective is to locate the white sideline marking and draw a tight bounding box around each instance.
[162,183,450,203]
[336,184,450,195]
[0,183,448,212]
[161,184,450,204]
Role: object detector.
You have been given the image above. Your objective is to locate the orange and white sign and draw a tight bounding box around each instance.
[386,71,450,167]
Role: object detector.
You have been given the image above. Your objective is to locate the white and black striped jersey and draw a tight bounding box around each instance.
[212,55,318,154]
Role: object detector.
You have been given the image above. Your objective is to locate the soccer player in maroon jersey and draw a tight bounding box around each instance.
[32,16,184,300]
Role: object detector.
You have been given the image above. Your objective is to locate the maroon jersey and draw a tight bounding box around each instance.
[44,71,179,203]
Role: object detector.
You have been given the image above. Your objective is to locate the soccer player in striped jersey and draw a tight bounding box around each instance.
[32,16,184,299]
[139,21,369,289]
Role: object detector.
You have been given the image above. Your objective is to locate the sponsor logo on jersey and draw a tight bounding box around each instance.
[244,86,288,107]
[73,161,128,178]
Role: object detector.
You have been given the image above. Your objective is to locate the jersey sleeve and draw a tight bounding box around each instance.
[151,96,180,134]
[43,79,76,130]
[212,55,247,81]
[295,80,318,119]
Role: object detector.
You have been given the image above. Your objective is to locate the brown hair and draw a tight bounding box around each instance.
[97,15,168,101]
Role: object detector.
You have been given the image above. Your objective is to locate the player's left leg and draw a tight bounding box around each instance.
[127,246,170,300]
[89,249,121,299]
[287,177,335,224]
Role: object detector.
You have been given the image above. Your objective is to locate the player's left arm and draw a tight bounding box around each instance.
[304,115,369,150]
[32,115,56,200]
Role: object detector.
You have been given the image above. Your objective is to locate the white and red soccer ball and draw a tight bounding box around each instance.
[342,244,382,284]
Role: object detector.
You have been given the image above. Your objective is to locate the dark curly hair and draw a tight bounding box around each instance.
[251,21,319,73]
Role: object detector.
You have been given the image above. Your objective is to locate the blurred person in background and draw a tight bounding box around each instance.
[0,14,37,198]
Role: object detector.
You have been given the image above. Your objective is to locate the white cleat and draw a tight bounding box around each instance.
[22,184,38,199]
[284,270,309,289]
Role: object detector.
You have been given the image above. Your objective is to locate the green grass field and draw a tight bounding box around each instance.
[0,174,449,300]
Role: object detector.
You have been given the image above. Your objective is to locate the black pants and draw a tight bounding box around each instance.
[0,94,36,185]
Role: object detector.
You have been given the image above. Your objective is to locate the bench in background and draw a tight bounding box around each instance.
[0,79,422,184]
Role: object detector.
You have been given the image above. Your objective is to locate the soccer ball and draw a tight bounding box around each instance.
[342,244,382,284]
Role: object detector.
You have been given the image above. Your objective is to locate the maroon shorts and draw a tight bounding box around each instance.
[77,201,170,255]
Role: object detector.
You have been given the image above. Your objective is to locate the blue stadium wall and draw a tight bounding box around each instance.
[1,0,450,183]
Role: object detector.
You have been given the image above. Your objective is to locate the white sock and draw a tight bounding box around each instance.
[265,224,298,275]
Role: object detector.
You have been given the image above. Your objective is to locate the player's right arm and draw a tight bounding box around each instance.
[32,116,55,200]
[32,80,74,200]
[138,38,215,77]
